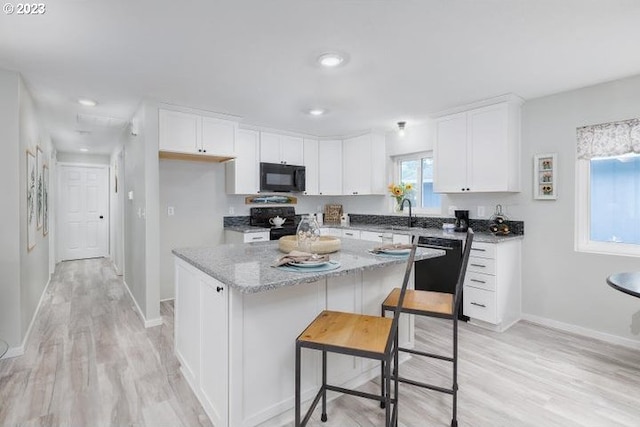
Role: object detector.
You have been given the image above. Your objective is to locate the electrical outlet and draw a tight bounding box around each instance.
[477,206,486,218]
[448,206,457,216]
[229,207,235,215]
[167,206,175,216]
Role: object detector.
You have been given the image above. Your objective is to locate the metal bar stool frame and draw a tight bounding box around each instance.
[380,229,473,427]
[295,242,418,427]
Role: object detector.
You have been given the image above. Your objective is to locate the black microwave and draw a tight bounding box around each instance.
[260,162,306,192]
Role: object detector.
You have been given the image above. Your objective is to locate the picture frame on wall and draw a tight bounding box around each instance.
[36,145,43,230]
[27,149,37,251]
[43,164,49,236]
[533,153,557,200]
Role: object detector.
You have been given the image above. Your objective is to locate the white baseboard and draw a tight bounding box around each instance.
[3,276,53,359]
[521,313,640,351]
[160,297,175,302]
[122,279,163,329]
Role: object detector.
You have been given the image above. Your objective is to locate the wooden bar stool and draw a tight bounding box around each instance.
[380,229,473,427]
[295,244,418,427]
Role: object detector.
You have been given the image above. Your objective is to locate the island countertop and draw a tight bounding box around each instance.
[172,239,443,294]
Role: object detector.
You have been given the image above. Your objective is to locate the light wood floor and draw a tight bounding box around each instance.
[2,258,640,426]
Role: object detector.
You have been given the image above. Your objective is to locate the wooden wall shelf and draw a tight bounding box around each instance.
[159,150,235,163]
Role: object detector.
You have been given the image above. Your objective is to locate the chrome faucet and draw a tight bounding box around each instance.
[401,198,415,227]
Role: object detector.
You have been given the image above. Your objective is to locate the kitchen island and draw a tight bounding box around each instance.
[172,239,443,427]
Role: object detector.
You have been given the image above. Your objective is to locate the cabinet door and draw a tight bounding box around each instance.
[259,132,281,164]
[159,109,200,153]
[433,113,468,193]
[467,104,509,192]
[303,138,319,195]
[200,277,228,427]
[392,234,411,244]
[226,129,259,194]
[280,135,304,165]
[360,230,384,242]
[175,260,201,382]
[370,134,387,195]
[318,139,343,195]
[342,229,361,240]
[201,116,236,156]
[343,135,371,195]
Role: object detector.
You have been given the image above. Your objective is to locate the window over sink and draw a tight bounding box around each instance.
[394,152,441,214]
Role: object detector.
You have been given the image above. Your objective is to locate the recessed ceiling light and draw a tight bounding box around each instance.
[77,98,97,107]
[317,53,344,68]
[308,108,326,116]
[80,148,89,152]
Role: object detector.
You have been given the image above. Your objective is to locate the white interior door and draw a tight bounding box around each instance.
[59,164,109,261]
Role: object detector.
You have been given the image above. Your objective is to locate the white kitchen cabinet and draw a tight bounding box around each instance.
[318,139,343,195]
[463,239,521,332]
[224,229,270,243]
[342,133,386,195]
[226,129,260,194]
[159,108,237,160]
[175,259,229,427]
[434,101,521,193]
[259,132,304,165]
[303,138,319,195]
[342,229,361,240]
[321,227,343,237]
[392,233,411,244]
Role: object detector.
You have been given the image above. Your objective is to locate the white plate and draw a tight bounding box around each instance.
[289,260,330,268]
[380,248,411,255]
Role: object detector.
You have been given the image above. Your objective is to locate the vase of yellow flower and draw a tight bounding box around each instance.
[388,182,414,211]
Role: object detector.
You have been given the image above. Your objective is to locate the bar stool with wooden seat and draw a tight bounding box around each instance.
[380,229,473,427]
[295,244,418,427]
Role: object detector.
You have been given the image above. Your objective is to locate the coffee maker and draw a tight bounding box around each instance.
[454,210,469,232]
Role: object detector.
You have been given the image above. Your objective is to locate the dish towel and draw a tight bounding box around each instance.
[273,250,330,267]
[370,243,413,254]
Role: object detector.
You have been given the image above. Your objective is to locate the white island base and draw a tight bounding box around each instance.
[174,257,414,427]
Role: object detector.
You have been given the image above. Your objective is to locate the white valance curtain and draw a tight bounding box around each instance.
[576,117,640,160]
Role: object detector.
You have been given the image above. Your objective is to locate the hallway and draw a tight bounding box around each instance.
[0,258,211,426]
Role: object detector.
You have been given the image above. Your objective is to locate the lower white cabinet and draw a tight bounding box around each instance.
[342,229,361,239]
[224,229,270,244]
[463,239,521,332]
[321,227,343,237]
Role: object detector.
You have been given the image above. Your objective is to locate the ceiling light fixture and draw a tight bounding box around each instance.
[397,121,406,137]
[77,98,97,107]
[80,148,89,152]
[308,108,326,116]
[317,53,344,68]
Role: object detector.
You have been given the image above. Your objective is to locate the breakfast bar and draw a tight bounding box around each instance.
[172,239,443,427]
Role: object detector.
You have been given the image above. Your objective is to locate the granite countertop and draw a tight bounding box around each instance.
[321,224,522,243]
[173,239,443,294]
[225,225,270,233]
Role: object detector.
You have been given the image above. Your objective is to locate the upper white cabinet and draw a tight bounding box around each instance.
[434,100,521,193]
[303,138,319,195]
[159,109,237,161]
[259,132,304,165]
[318,139,343,195]
[342,133,386,195]
[226,129,259,194]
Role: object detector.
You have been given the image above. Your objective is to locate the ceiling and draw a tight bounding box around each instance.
[2,0,640,155]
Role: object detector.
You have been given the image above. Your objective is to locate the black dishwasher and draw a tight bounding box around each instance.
[415,236,468,321]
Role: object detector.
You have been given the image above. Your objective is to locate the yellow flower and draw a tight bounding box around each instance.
[405,183,413,191]
[392,186,403,196]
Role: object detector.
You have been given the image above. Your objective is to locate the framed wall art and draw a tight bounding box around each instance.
[534,153,557,200]
[43,164,49,236]
[36,145,43,229]
[27,149,37,251]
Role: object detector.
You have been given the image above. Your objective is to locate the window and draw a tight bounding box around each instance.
[395,152,441,213]
[576,115,640,256]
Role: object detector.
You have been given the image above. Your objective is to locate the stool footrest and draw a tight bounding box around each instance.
[398,346,453,362]
[395,375,454,395]
[326,384,394,404]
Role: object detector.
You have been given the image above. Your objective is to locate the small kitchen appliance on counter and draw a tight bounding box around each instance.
[250,207,298,240]
[454,210,469,232]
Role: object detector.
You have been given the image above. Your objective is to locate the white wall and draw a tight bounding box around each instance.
[56,152,110,165]
[0,69,22,347]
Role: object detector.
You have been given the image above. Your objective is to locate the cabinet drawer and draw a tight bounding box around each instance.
[244,232,269,243]
[469,242,496,258]
[468,256,496,275]
[463,286,497,323]
[342,230,361,239]
[464,272,496,291]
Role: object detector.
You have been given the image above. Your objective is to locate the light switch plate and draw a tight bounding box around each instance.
[167,206,175,216]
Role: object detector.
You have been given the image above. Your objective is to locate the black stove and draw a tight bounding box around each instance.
[249,207,298,240]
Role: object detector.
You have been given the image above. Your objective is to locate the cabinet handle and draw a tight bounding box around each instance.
[251,236,263,240]
[470,302,486,308]
[216,286,224,293]
[203,149,207,153]
[471,248,486,252]
[353,191,358,195]
[470,263,486,268]
[466,188,470,191]
[470,279,486,284]
[461,188,464,191]
[198,149,202,153]
[345,232,354,236]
